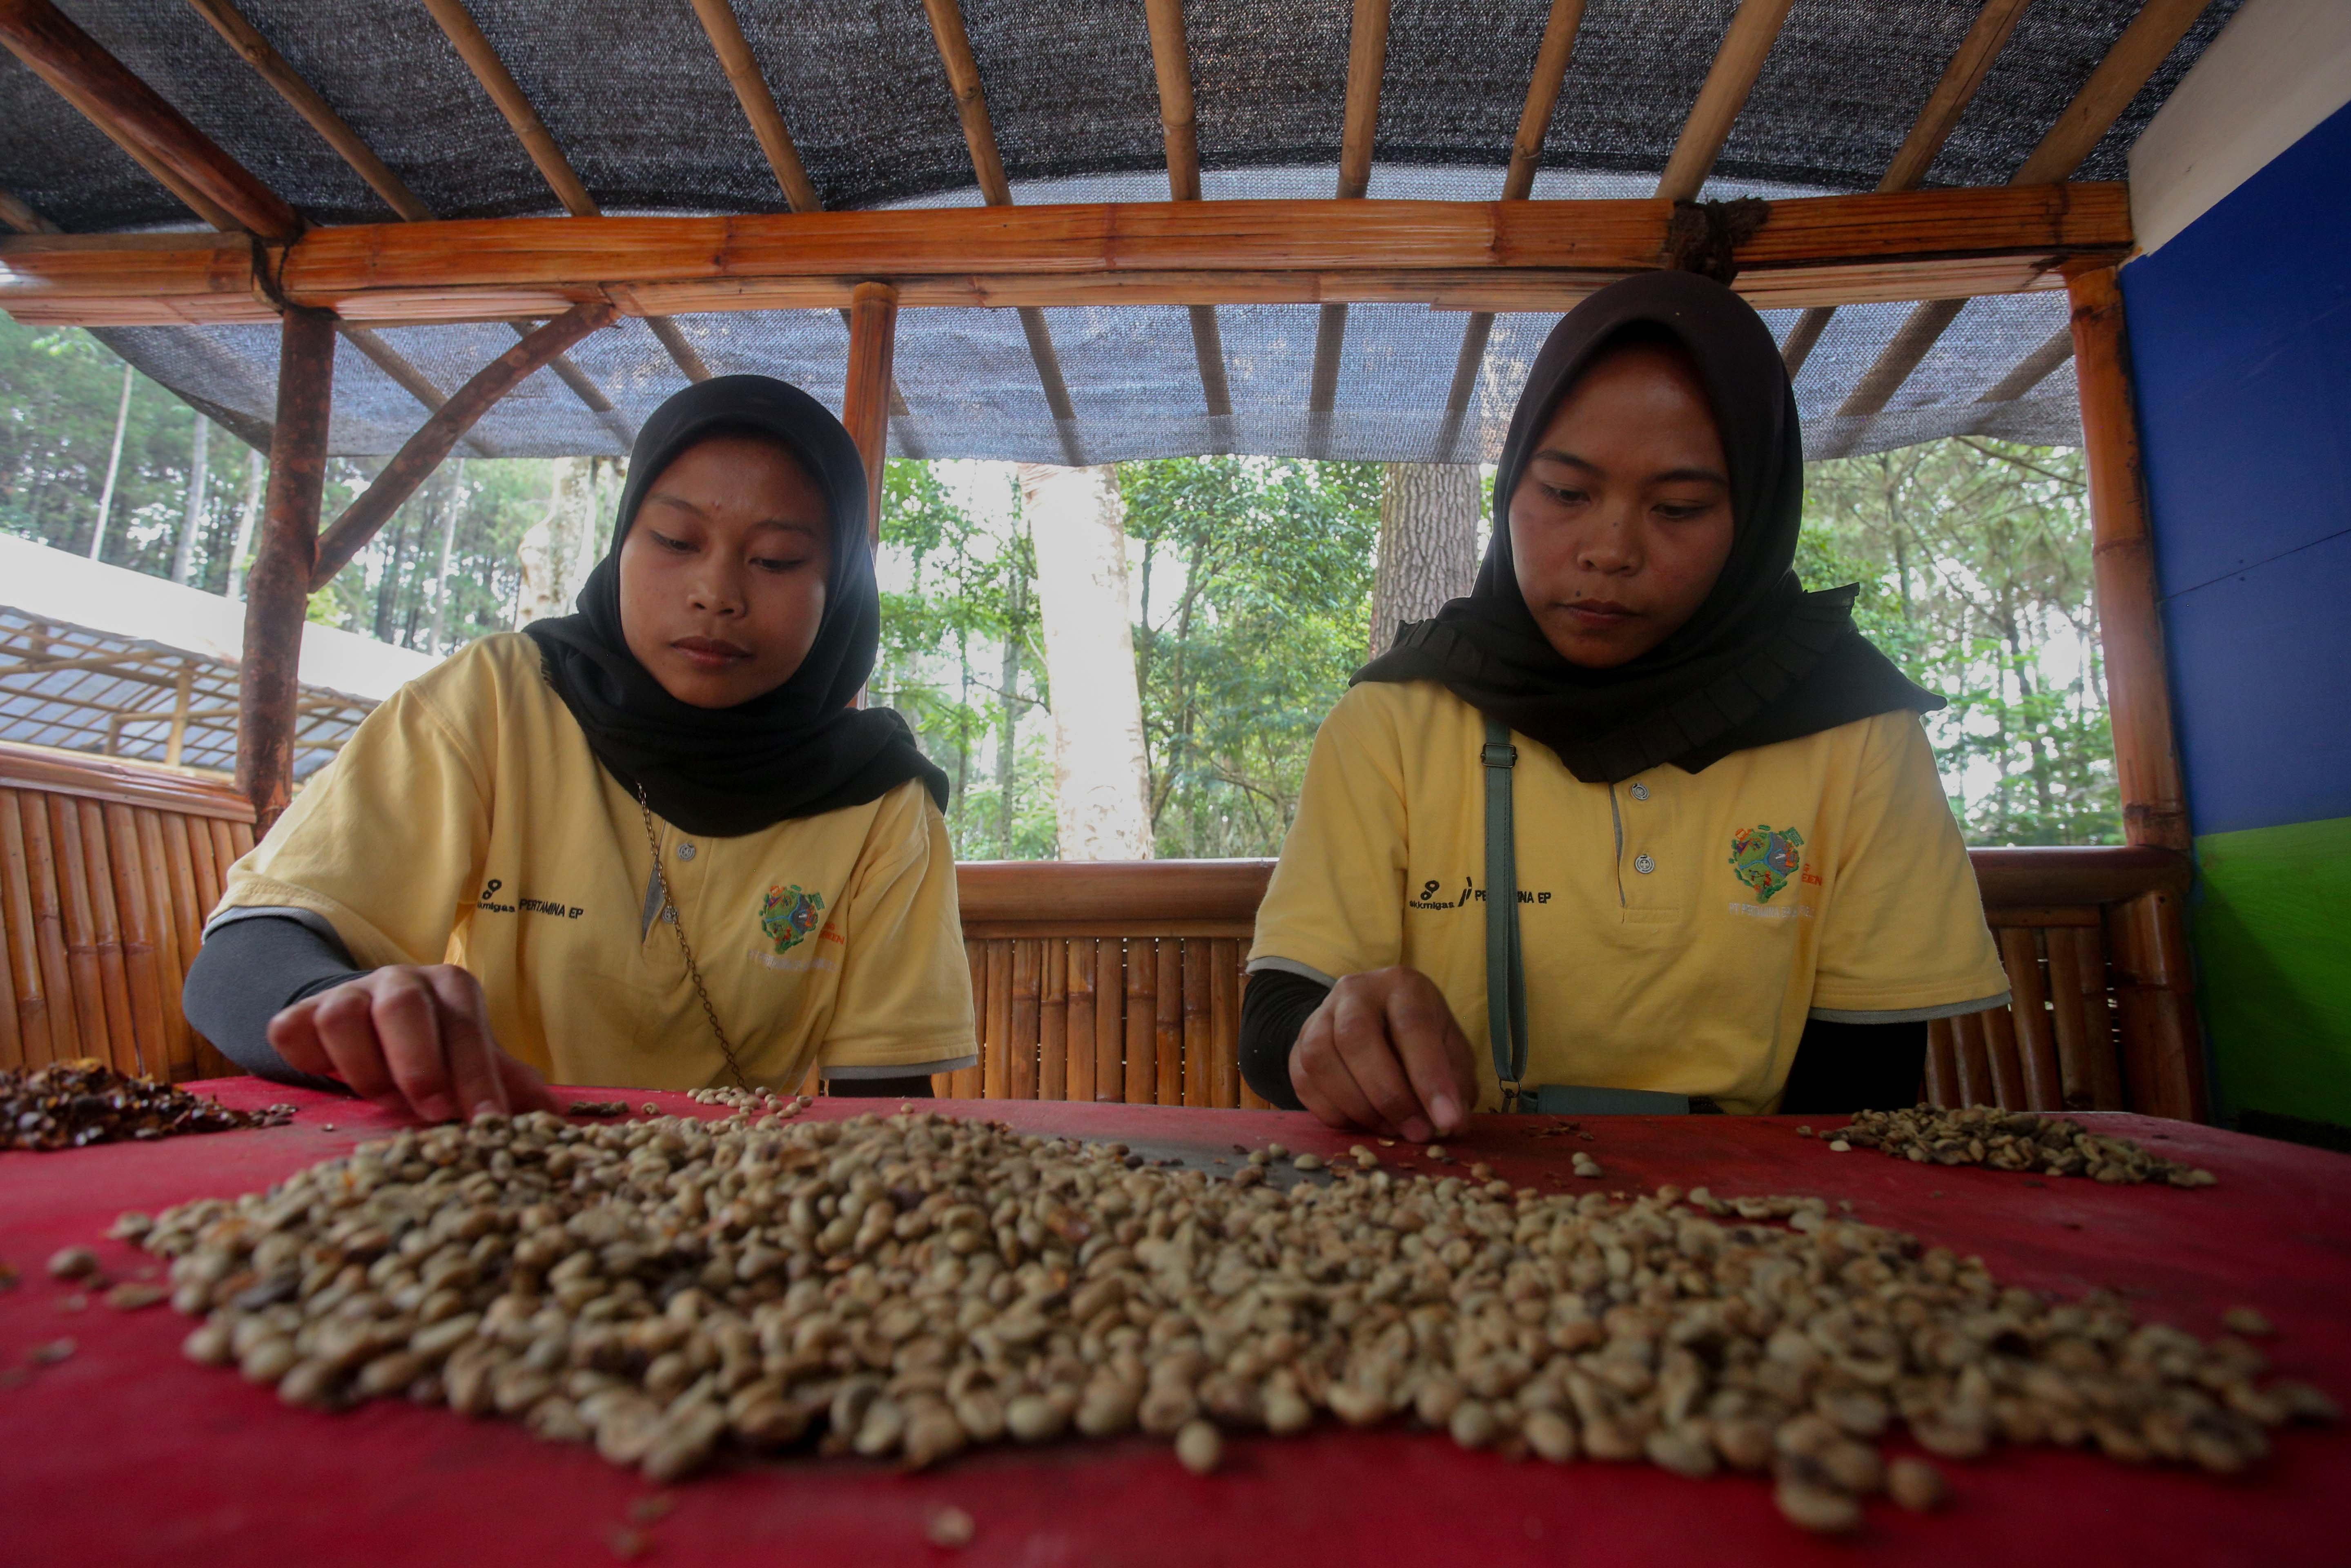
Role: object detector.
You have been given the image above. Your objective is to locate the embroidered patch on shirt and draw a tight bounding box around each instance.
[759,884,826,954]
[1728,825,1805,903]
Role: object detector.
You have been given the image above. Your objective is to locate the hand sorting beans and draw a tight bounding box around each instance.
[130,1107,2330,1533]
[1815,1105,2219,1186]
[2,1062,294,1151]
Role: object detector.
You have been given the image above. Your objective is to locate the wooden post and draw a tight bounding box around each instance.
[2067,262,2208,1123]
[841,281,898,549]
[236,306,334,835]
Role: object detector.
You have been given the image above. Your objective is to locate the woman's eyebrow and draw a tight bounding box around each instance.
[641,490,703,517]
[1654,466,1729,485]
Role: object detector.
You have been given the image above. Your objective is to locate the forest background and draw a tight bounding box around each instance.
[0,318,2116,856]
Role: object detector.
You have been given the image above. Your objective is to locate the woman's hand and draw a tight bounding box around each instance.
[267,965,560,1124]
[1289,967,1479,1143]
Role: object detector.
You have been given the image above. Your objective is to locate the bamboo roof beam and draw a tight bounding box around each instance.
[920,0,1081,466]
[689,0,911,423]
[313,303,616,588]
[182,0,431,222]
[1654,0,1798,204]
[416,0,698,401]
[0,185,2136,327]
[1832,0,2213,446]
[1781,0,2034,378]
[335,323,499,457]
[0,0,300,238]
[1308,0,1393,448]
[1144,0,1231,431]
[0,183,59,233]
[1437,0,1585,461]
[1975,323,2073,405]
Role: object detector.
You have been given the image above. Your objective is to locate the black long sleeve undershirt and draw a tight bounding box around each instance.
[180,915,933,1100]
[1238,966,1927,1116]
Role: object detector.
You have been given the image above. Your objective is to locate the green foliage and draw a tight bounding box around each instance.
[1121,457,1379,856]
[1802,439,2118,846]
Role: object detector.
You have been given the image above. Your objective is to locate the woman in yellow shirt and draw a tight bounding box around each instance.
[1242,272,2008,1138]
[185,376,975,1121]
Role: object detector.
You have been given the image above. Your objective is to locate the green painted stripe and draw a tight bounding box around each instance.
[2194,815,2351,1130]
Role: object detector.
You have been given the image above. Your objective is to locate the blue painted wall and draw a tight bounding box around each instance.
[2123,99,2351,839]
[2122,99,2351,1128]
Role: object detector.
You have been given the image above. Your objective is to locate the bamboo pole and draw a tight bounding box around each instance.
[1654,0,1797,203]
[689,0,820,211]
[1094,940,1125,1103]
[1143,0,1232,428]
[1123,938,1155,1105]
[311,301,615,588]
[1977,325,2075,405]
[0,0,300,237]
[1039,938,1068,1101]
[1308,0,1392,449]
[840,282,898,549]
[1832,0,2213,448]
[183,0,430,221]
[1154,938,1184,1106]
[0,180,56,233]
[236,306,334,834]
[918,0,1083,467]
[336,325,495,457]
[417,0,592,216]
[1780,0,2031,376]
[1066,939,1097,1104]
[2068,260,2206,1123]
[0,790,54,1065]
[163,665,193,768]
[1438,0,1585,460]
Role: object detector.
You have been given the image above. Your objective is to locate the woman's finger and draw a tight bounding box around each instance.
[1386,977,1477,1134]
[423,967,506,1121]
[492,1050,562,1116]
[265,998,334,1080]
[308,983,401,1107]
[1289,1007,1382,1132]
[369,971,461,1121]
[1328,986,1433,1140]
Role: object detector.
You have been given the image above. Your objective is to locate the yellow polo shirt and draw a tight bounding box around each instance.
[1249,681,2008,1115]
[209,634,975,1091]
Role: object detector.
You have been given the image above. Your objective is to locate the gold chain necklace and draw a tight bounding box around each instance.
[637,787,751,1090]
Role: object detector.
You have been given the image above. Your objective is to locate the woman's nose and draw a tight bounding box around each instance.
[1577,510,1642,573]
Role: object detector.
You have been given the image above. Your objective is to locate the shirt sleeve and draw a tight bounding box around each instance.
[820,781,978,1076]
[1248,685,1409,984]
[209,657,490,972]
[1808,713,2011,1021]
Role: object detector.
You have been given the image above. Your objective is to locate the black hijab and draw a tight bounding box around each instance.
[524,375,947,836]
[1355,271,1939,782]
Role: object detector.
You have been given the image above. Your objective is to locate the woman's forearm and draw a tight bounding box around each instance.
[181,916,367,1093]
[1238,968,1330,1110]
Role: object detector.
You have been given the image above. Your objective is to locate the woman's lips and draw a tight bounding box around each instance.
[671,636,752,670]
[1560,600,1640,631]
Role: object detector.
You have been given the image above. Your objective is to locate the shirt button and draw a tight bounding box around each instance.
[1634,853,1656,875]
[676,842,697,862]
[1630,783,1649,801]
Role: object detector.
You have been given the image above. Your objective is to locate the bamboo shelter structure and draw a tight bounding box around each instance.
[0,0,2278,1124]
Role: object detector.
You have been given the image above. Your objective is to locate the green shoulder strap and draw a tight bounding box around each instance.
[1481,717,1530,1111]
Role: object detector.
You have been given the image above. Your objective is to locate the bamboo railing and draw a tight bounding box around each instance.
[0,744,252,1082]
[0,747,2197,1119]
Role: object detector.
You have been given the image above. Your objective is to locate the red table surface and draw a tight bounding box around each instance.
[4,1082,2349,1568]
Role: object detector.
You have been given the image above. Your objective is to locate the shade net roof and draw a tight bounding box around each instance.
[1,0,2238,463]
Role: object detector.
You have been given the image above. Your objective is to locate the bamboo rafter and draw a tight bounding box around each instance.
[0,0,299,237]
[1436,0,1586,461]
[1143,0,1232,430]
[1653,0,1798,204]
[920,0,1081,466]
[1831,0,2212,448]
[1781,0,2036,379]
[1307,0,1393,437]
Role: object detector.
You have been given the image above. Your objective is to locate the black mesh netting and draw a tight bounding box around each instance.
[2,0,2236,461]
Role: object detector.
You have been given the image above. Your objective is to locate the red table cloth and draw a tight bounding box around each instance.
[3,1081,2347,1567]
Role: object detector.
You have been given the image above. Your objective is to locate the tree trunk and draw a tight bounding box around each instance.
[1369,462,1481,659]
[1020,463,1154,861]
[995,617,1021,854]
[172,415,209,585]
[88,361,133,561]
[426,458,465,651]
[224,448,264,600]
[515,457,603,626]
